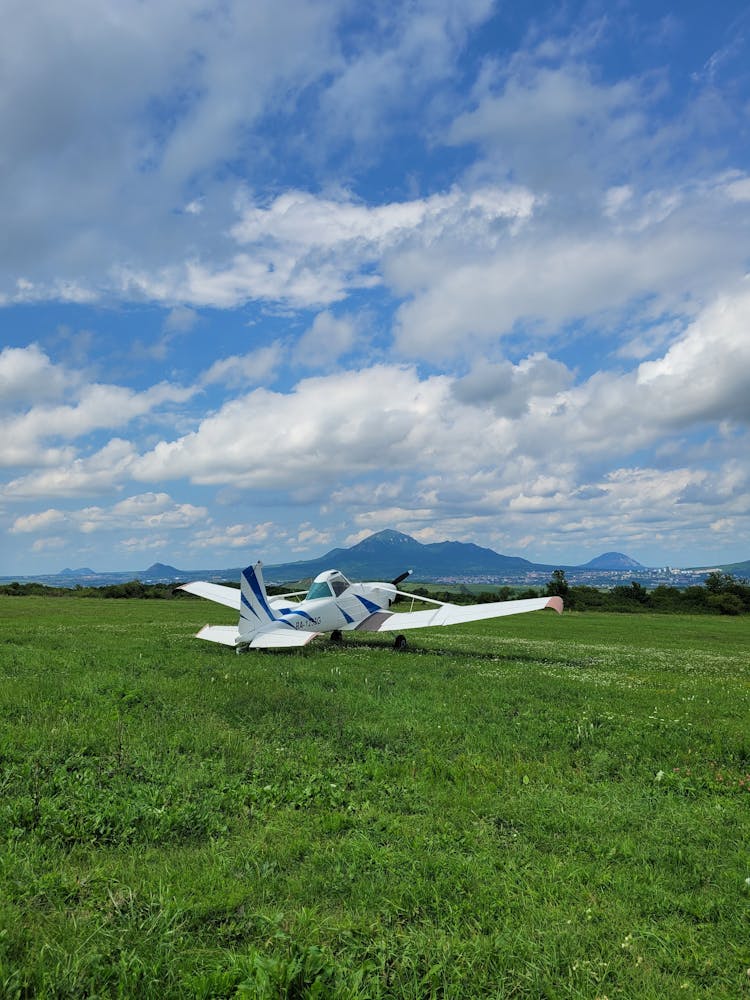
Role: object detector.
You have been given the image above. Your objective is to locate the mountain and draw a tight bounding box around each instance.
[6,531,691,589]
[260,528,550,584]
[143,562,184,578]
[578,552,645,570]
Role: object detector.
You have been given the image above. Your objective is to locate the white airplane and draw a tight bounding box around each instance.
[177,563,563,651]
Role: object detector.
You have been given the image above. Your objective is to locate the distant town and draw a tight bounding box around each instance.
[431,565,732,590]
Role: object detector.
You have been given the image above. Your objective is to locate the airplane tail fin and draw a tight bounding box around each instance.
[238,562,278,638]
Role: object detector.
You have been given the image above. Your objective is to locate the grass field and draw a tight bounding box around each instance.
[1,596,749,998]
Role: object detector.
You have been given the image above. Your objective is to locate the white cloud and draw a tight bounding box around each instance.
[3,439,135,498]
[390,180,750,357]
[1,6,749,573]
[448,61,644,190]
[122,283,750,507]
[202,344,283,388]
[79,493,207,533]
[118,184,536,309]
[726,175,750,202]
[0,0,502,307]
[313,0,493,145]
[0,0,350,294]
[297,311,358,368]
[189,521,277,552]
[9,491,208,540]
[452,353,574,417]
[11,508,67,534]
[132,365,457,488]
[164,306,199,333]
[31,536,67,554]
[0,378,196,471]
[635,283,750,425]
[0,344,76,409]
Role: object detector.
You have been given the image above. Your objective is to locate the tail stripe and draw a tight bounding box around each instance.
[239,563,278,639]
[241,566,276,620]
[241,591,261,621]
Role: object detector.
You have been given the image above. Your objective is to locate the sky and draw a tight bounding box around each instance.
[2,0,750,576]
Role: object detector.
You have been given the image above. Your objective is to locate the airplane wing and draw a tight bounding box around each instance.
[357,595,563,632]
[177,581,241,610]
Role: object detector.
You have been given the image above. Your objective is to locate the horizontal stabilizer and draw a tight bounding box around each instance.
[248,629,320,649]
[195,624,241,645]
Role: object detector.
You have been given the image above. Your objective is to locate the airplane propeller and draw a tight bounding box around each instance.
[390,569,413,587]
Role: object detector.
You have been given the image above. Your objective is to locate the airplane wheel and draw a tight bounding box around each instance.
[330,630,343,644]
[393,634,407,651]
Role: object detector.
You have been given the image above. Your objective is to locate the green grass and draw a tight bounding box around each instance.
[1,596,749,998]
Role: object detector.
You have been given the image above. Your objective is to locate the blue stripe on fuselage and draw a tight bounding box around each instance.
[354,594,382,615]
[281,609,316,623]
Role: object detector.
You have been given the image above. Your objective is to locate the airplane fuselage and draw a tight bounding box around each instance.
[270,580,396,634]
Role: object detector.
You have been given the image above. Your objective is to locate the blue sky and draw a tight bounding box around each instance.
[2,0,750,575]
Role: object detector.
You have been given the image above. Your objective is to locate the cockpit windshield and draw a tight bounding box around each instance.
[305,571,351,601]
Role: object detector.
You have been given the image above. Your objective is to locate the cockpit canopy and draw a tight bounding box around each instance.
[305,569,351,600]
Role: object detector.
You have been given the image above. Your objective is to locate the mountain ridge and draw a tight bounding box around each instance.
[4,529,747,587]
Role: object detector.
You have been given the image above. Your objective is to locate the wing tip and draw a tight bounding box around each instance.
[545,596,564,614]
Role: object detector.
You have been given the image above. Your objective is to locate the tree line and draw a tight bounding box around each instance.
[413,570,750,616]
[1,571,749,614]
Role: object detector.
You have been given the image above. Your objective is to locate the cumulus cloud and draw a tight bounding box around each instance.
[3,439,136,497]
[448,60,644,191]
[297,311,359,368]
[0,0,350,294]
[2,5,749,572]
[635,283,750,425]
[11,508,67,534]
[202,344,284,388]
[0,344,76,409]
[131,366,457,489]
[390,175,750,357]
[10,491,208,539]
[114,284,750,514]
[0,374,196,471]
[452,353,574,417]
[79,493,208,534]
[189,521,277,552]
[0,0,502,306]
[118,184,537,309]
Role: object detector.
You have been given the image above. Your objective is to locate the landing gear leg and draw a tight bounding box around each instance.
[393,634,407,651]
[330,630,343,645]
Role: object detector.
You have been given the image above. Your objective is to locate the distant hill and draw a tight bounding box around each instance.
[143,563,184,577]
[578,552,645,571]
[259,529,547,583]
[718,559,750,577]
[14,529,745,589]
